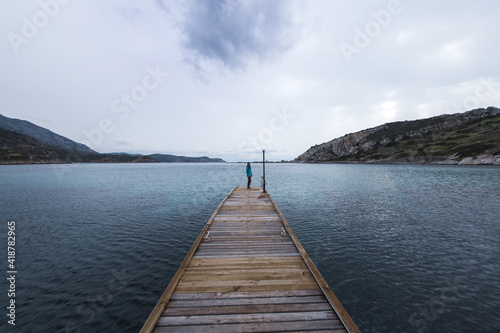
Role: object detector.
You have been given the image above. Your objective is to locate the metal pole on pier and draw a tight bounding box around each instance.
[262,149,266,193]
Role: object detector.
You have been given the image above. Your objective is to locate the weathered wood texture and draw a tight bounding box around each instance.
[141,186,360,333]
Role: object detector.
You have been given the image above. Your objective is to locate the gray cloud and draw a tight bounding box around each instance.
[157,0,303,71]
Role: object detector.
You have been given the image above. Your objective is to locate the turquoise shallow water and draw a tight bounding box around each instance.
[0,163,499,332]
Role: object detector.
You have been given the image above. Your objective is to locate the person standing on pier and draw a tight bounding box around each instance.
[246,162,252,189]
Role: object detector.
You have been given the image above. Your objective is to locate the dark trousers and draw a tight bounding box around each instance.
[247,176,251,188]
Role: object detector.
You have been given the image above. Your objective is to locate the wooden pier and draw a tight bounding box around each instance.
[141,186,360,332]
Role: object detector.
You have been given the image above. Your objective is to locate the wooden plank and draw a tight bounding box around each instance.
[162,302,334,316]
[222,202,274,207]
[186,266,309,273]
[179,271,315,283]
[196,246,298,252]
[157,311,337,326]
[194,249,300,255]
[189,256,305,264]
[182,268,313,277]
[187,263,306,268]
[187,257,309,269]
[167,295,328,308]
[218,206,273,209]
[197,241,295,246]
[197,239,292,246]
[205,236,287,240]
[200,230,286,236]
[216,211,278,216]
[206,226,284,231]
[169,289,324,300]
[214,216,281,221]
[198,241,294,246]
[177,278,317,288]
[206,221,282,227]
[192,253,302,259]
[196,246,296,251]
[153,319,345,333]
[194,250,300,256]
[174,282,320,293]
[194,249,299,255]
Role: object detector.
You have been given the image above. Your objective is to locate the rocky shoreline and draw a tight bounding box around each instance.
[294,107,500,166]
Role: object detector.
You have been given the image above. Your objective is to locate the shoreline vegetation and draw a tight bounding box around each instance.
[2,107,499,166]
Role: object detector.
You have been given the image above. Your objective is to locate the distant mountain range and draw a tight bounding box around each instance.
[149,154,225,163]
[295,107,500,165]
[0,114,225,164]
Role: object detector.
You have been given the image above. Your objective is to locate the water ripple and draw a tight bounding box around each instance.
[0,163,498,332]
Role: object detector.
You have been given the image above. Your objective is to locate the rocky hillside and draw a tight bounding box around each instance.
[0,127,69,164]
[294,107,500,165]
[0,114,225,164]
[0,127,157,164]
[0,114,96,154]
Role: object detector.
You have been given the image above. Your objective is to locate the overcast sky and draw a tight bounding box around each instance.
[1,0,499,161]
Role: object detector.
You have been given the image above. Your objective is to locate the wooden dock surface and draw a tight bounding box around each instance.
[141,186,360,333]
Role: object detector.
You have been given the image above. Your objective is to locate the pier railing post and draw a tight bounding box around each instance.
[262,149,266,193]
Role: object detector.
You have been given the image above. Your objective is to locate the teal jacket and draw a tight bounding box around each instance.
[246,165,252,177]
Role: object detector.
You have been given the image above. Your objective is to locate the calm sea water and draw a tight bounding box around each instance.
[0,163,499,332]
